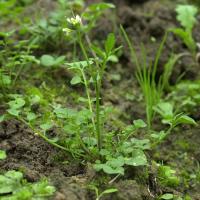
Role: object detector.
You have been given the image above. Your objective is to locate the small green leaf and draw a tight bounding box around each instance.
[40,124,53,133]
[27,113,37,122]
[70,76,82,85]
[7,98,25,109]
[89,3,115,11]
[109,156,124,168]
[0,114,14,123]
[41,55,55,67]
[54,55,66,65]
[175,5,198,32]
[93,164,105,171]
[131,138,150,149]
[48,137,58,143]
[103,166,124,175]
[126,125,134,131]
[101,189,118,194]
[78,97,87,102]
[125,149,147,166]
[64,124,76,134]
[177,115,197,125]
[99,149,110,155]
[7,109,20,116]
[91,45,105,58]
[133,119,147,129]
[111,45,123,55]
[60,161,69,165]
[29,95,40,105]
[56,108,76,118]
[6,30,15,37]
[151,130,165,139]
[83,137,97,146]
[105,33,116,56]
[107,55,119,62]
[161,193,173,199]
[0,151,6,159]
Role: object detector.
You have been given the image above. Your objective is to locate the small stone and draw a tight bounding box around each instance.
[55,97,62,104]
[85,162,96,179]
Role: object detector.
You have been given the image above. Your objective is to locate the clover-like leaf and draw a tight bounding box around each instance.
[64,124,76,134]
[7,98,25,109]
[125,149,147,166]
[40,124,53,136]
[56,108,76,118]
[131,138,150,150]
[7,109,21,116]
[103,165,124,175]
[27,113,37,122]
[151,130,165,139]
[108,156,124,168]
[99,149,110,156]
[93,164,105,171]
[83,137,97,146]
[133,119,147,129]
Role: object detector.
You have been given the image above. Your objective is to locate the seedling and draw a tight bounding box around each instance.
[169,5,198,57]
[88,185,117,200]
[155,161,180,187]
[0,171,55,199]
[169,5,199,78]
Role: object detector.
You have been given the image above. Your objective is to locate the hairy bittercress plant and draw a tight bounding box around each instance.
[0,10,197,177]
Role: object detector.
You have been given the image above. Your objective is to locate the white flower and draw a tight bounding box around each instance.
[66,15,81,26]
[62,28,72,35]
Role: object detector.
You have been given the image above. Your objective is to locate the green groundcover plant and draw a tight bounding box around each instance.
[167,4,199,85]
[0,30,40,100]
[0,8,198,177]
[0,151,55,199]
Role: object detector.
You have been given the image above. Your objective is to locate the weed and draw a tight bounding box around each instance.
[88,185,117,200]
[168,5,199,83]
[189,161,200,187]
[120,25,168,130]
[156,161,180,187]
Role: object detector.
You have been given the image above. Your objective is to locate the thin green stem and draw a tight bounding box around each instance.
[77,30,96,86]
[95,60,107,154]
[80,69,96,131]
[150,126,173,148]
